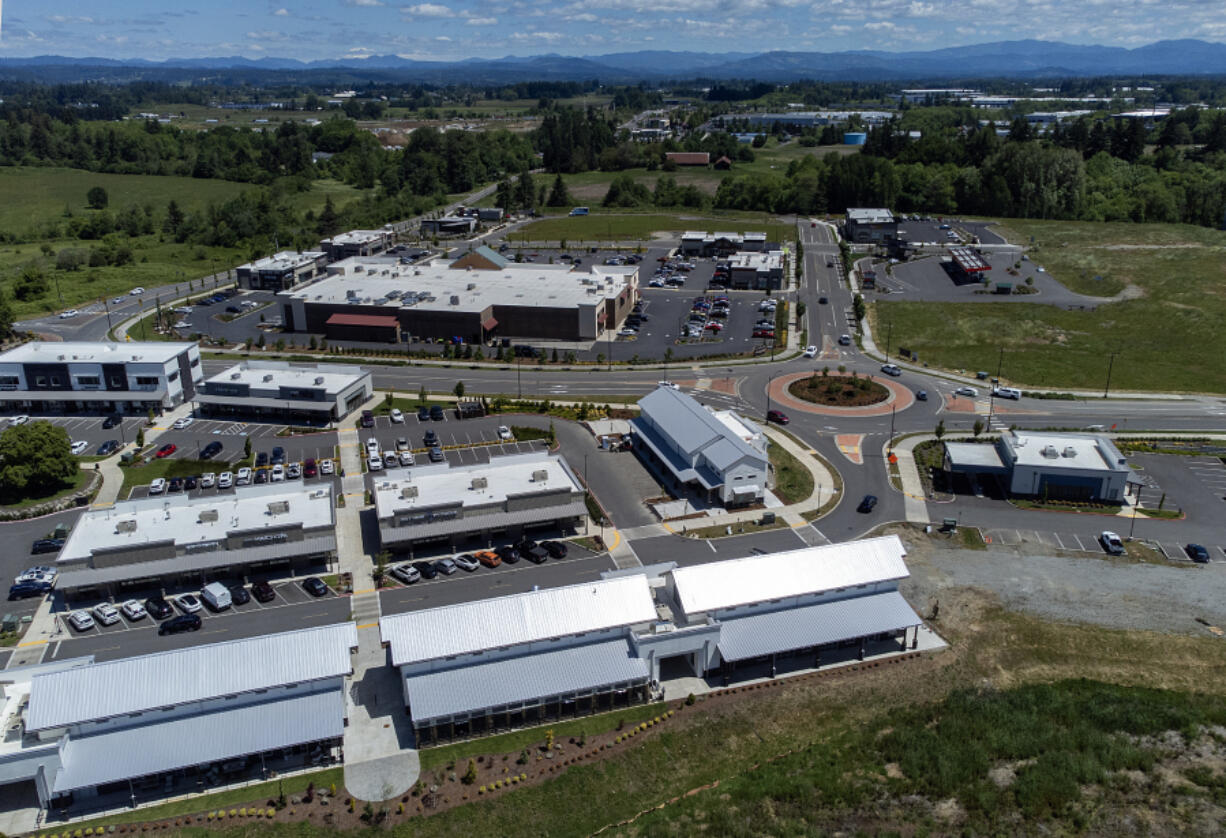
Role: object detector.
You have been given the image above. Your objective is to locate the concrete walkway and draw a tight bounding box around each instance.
[335,401,421,802]
[887,436,932,524]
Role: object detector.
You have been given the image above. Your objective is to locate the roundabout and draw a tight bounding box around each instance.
[768,371,916,417]
[787,372,890,408]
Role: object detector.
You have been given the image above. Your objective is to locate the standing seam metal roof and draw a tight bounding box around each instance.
[380,576,657,667]
[671,535,909,616]
[638,388,763,465]
[52,689,344,793]
[27,623,356,731]
[404,639,649,724]
[716,591,922,661]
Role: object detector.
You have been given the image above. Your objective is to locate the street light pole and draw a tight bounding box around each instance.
[1103,351,1117,399]
[987,345,1003,431]
[885,320,893,361]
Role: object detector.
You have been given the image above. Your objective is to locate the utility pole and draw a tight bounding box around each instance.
[986,345,1004,431]
[516,354,522,399]
[885,320,893,360]
[888,405,896,453]
[1103,350,1117,399]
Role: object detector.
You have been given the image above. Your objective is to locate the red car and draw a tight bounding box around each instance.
[704,321,722,331]
[155,443,177,458]
[766,410,790,425]
[753,329,776,339]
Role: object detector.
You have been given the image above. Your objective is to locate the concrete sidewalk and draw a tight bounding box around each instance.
[888,435,934,524]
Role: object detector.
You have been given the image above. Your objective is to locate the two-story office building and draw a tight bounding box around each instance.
[5,624,356,810]
[53,482,338,599]
[631,386,769,506]
[235,251,328,291]
[844,208,898,244]
[194,361,372,424]
[0,342,201,415]
[374,451,588,553]
[319,229,394,260]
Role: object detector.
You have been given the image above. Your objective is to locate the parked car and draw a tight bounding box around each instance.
[287,462,302,479]
[541,540,569,559]
[302,577,329,597]
[495,545,520,565]
[474,550,502,568]
[1099,531,1125,555]
[417,406,430,421]
[368,454,383,471]
[201,441,223,459]
[1185,543,1211,563]
[270,464,285,482]
[184,475,198,491]
[155,443,177,458]
[880,364,902,377]
[391,563,421,585]
[93,439,119,458]
[497,425,513,440]
[93,602,121,626]
[518,541,549,564]
[70,440,89,455]
[412,560,439,580]
[255,452,270,467]
[752,329,775,339]
[68,610,96,631]
[271,446,285,465]
[145,596,174,619]
[390,408,405,424]
[149,478,167,495]
[31,538,64,555]
[434,558,458,575]
[453,554,480,572]
[319,459,335,475]
[383,450,399,468]
[398,451,414,467]
[172,417,195,430]
[304,458,318,478]
[120,599,147,620]
[361,410,375,428]
[102,413,123,429]
[229,585,251,605]
[251,580,276,603]
[167,477,184,493]
[423,429,439,446]
[428,446,444,463]
[177,593,203,613]
[857,494,879,513]
[237,467,253,485]
[8,580,52,600]
[766,410,789,425]
[8,415,29,426]
[200,472,216,489]
[158,614,202,635]
[429,405,445,421]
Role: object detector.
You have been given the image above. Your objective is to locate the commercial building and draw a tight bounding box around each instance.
[726,250,784,290]
[420,216,477,237]
[280,256,639,343]
[235,251,328,291]
[1,625,355,810]
[194,361,372,424]
[381,535,925,744]
[679,231,769,257]
[631,386,768,506]
[319,228,394,260]
[54,483,337,598]
[374,450,588,553]
[0,341,202,415]
[713,111,893,129]
[665,152,709,166]
[844,208,898,244]
[943,430,1135,502]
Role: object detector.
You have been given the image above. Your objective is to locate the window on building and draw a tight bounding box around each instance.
[167,371,179,382]
[76,376,101,387]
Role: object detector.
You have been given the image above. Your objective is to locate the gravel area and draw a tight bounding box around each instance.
[900,534,1226,636]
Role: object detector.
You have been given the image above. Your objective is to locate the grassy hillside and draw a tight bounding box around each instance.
[874,218,1226,393]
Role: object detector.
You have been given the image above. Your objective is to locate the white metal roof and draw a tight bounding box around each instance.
[27,623,356,731]
[1002,431,1129,473]
[847,208,895,224]
[205,360,370,396]
[381,576,657,667]
[0,341,195,366]
[237,250,325,272]
[670,535,909,616]
[58,481,335,563]
[52,689,344,793]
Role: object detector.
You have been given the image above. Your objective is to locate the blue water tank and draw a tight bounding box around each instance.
[843,132,867,145]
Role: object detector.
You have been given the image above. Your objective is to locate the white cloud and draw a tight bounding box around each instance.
[401,3,451,16]
[567,12,598,21]
[864,20,897,30]
[274,8,290,15]
[510,30,565,41]
[343,0,386,6]
[829,23,852,33]
[435,35,452,40]
[49,14,95,24]
[466,16,499,24]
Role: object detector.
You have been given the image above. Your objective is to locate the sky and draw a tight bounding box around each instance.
[1,0,1225,62]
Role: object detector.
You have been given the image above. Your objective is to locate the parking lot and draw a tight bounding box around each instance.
[146,419,338,466]
[628,283,780,360]
[14,414,145,456]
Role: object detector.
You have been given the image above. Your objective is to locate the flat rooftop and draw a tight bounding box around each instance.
[681,231,767,241]
[847,208,895,224]
[324,229,389,245]
[206,360,369,394]
[0,341,195,366]
[59,482,335,563]
[728,251,782,269]
[287,257,635,313]
[1004,431,1129,472]
[373,451,581,516]
[710,409,765,448]
[238,251,325,272]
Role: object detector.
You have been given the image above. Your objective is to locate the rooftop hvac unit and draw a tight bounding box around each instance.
[354,265,364,272]
[471,477,488,490]
[531,469,549,482]
[467,283,477,291]
[116,519,138,533]
[400,486,419,499]
[314,376,325,385]
[230,372,241,380]
[263,374,274,382]
[267,500,290,515]
[198,509,219,523]
[1062,446,1078,458]
[1040,445,1059,458]
[449,295,460,306]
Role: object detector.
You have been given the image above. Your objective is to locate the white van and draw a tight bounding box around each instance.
[201,581,232,611]
[992,386,1022,400]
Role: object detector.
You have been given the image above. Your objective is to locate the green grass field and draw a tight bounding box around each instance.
[874,219,1226,394]
[509,212,794,245]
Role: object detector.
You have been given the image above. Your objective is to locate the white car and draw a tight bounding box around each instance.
[453,554,480,572]
[68,611,96,631]
[217,471,234,489]
[200,472,216,489]
[390,408,405,424]
[953,386,978,397]
[880,364,902,377]
[93,602,121,626]
[655,382,679,391]
[618,327,638,337]
[803,345,818,358]
[366,438,380,459]
[174,306,193,314]
[497,424,514,439]
[838,334,852,346]
[992,386,1022,400]
[236,467,252,485]
[398,450,415,467]
[58,309,79,319]
[129,287,145,295]
[112,297,125,304]
[368,454,383,471]
[383,450,399,468]
[271,464,285,482]
[120,599,147,621]
[319,459,335,475]
[70,440,89,455]
[148,477,167,495]
[177,594,203,613]
[8,415,30,426]
[1100,531,1125,555]
[172,417,194,430]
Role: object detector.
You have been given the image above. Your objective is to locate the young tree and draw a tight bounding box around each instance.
[86,186,109,209]
[453,381,465,398]
[244,436,252,460]
[972,418,984,437]
[418,384,428,406]
[934,419,946,440]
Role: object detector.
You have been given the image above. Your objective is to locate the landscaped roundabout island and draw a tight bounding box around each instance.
[787,371,890,408]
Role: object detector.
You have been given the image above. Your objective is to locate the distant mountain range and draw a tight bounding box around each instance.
[4,39,1226,84]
